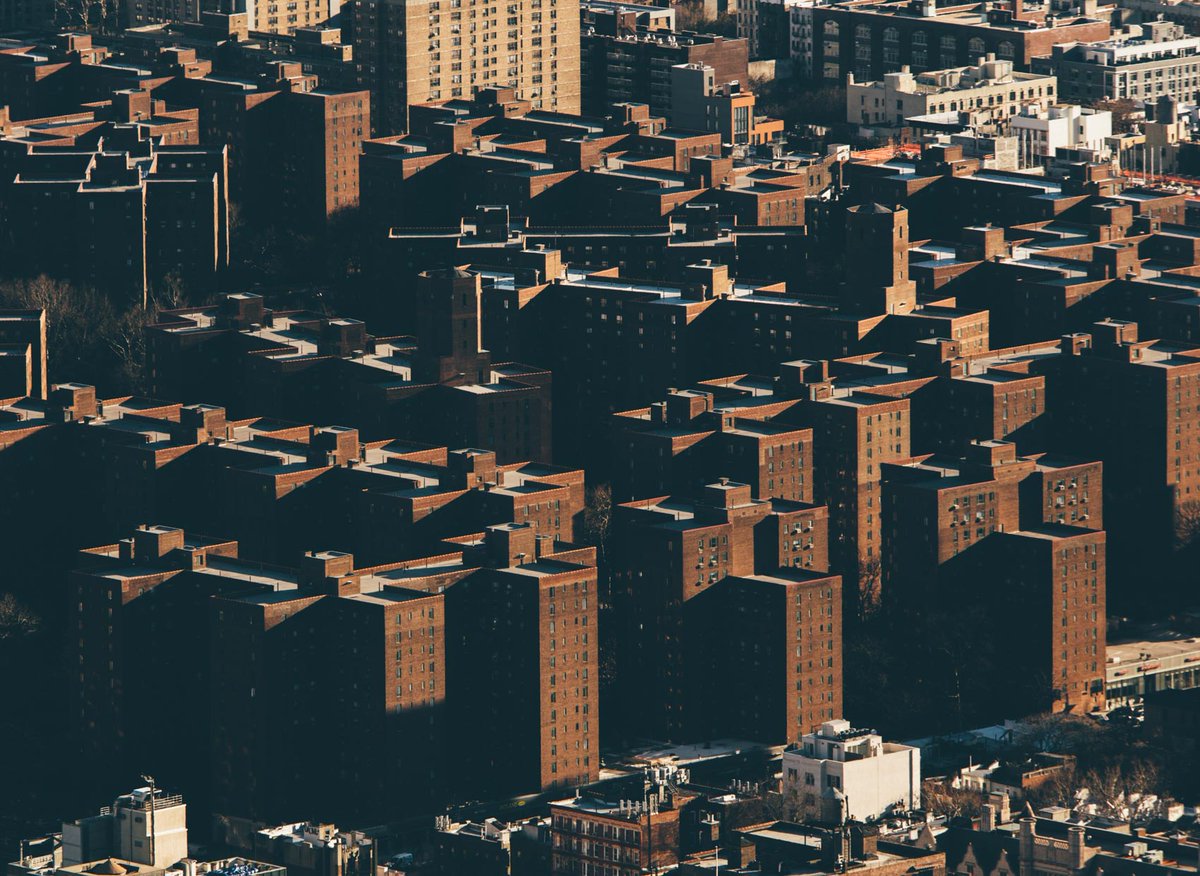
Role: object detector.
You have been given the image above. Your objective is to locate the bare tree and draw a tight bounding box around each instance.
[673,0,737,36]
[0,593,40,641]
[583,484,613,554]
[1092,98,1140,134]
[922,779,984,820]
[1077,759,1164,820]
[854,557,883,622]
[106,306,151,394]
[0,274,151,393]
[53,0,121,31]
[1015,712,1105,756]
[152,270,189,312]
[1175,499,1200,549]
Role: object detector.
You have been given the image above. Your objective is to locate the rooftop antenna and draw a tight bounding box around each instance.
[140,774,156,867]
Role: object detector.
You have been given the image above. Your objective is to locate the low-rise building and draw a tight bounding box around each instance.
[782,720,921,824]
[1010,104,1112,164]
[813,0,1110,85]
[670,64,784,145]
[243,823,376,876]
[61,788,188,870]
[846,57,1056,129]
[716,821,945,876]
[550,769,697,876]
[1036,20,1200,106]
[1105,633,1200,710]
[433,817,551,876]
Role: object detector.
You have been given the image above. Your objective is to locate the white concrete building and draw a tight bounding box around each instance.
[62,788,188,869]
[1010,104,1113,164]
[847,57,1057,130]
[782,719,921,824]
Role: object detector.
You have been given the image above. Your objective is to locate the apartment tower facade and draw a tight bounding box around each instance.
[348,0,580,134]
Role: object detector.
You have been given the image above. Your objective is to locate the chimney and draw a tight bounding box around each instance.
[1069,825,1087,869]
[981,804,997,833]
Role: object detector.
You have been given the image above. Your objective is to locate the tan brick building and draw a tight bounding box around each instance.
[347,0,580,134]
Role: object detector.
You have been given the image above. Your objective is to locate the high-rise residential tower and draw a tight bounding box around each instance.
[346,0,580,134]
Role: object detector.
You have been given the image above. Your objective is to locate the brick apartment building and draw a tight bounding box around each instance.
[146,280,553,463]
[0,88,201,146]
[345,0,581,135]
[812,0,1110,85]
[358,86,837,234]
[612,387,813,503]
[801,389,913,601]
[579,10,749,119]
[0,309,47,401]
[0,33,175,121]
[70,520,597,824]
[0,23,367,235]
[70,525,444,824]
[1048,319,1200,602]
[550,770,697,876]
[194,0,338,34]
[880,439,1105,713]
[445,525,599,798]
[690,569,843,742]
[165,60,368,230]
[609,479,839,743]
[0,382,583,591]
[0,122,228,304]
[989,525,1107,714]
[117,14,358,91]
